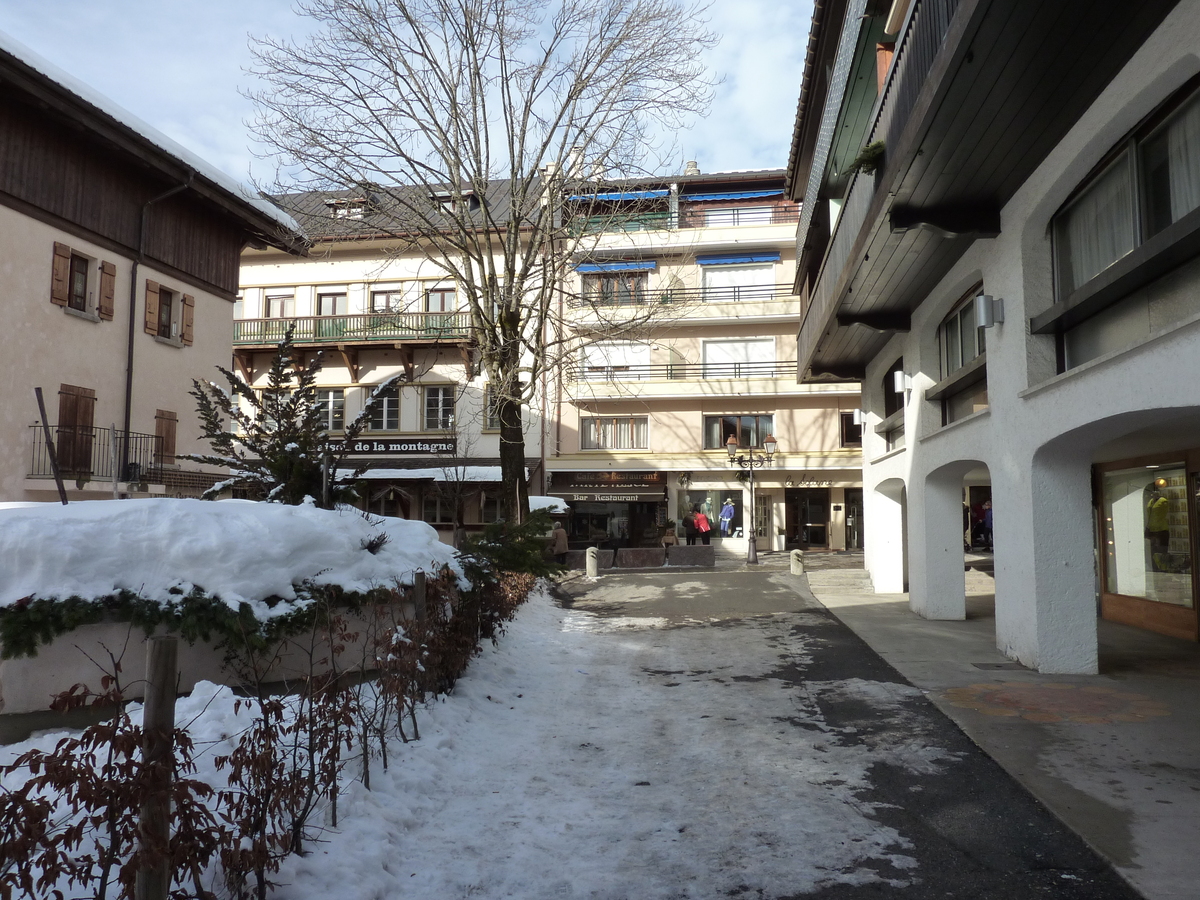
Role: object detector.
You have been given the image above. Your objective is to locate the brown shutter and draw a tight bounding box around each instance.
[155,409,177,465]
[51,242,71,306]
[98,261,116,321]
[144,280,160,335]
[181,293,195,345]
[57,384,96,474]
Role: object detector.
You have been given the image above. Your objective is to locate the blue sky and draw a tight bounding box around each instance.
[0,0,812,185]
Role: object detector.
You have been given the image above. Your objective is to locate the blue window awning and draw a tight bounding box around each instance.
[568,189,670,201]
[696,252,780,266]
[683,189,784,202]
[575,261,658,273]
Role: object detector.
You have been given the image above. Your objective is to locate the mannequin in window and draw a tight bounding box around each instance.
[1146,488,1171,571]
[719,498,735,537]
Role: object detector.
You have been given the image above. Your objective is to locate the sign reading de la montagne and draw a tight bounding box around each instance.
[332,438,457,455]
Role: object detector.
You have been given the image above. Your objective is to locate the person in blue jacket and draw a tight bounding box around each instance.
[719,498,735,537]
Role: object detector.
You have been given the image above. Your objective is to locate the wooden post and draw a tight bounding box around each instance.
[413,570,427,622]
[135,636,178,900]
[33,387,68,505]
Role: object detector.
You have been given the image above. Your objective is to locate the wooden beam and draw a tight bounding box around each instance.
[336,344,359,383]
[889,203,1001,238]
[458,344,475,375]
[396,345,416,382]
[232,351,254,384]
[835,311,911,332]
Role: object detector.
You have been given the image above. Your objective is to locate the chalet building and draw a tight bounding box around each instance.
[547,168,863,556]
[237,188,545,543]
[0,32,306,503]
[787,0,1196,671]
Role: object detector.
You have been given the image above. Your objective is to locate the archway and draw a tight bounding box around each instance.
[866,477,907,593]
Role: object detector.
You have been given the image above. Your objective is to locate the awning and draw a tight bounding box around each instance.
[574,261,657,273]
[697,252,781,266]
[568,189,670,201]
[549,487,666,502]
[683,189,784,202]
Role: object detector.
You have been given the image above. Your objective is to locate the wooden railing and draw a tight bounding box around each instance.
[234,312,471,345]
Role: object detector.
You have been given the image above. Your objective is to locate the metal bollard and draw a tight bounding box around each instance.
[586,546,599,578]
[790,549,805,575]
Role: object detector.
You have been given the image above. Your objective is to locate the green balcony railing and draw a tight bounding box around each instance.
[234,312,471,346]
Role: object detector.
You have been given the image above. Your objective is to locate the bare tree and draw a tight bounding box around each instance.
[247,0,716,519]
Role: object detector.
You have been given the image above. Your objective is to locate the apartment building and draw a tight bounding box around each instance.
[238,189,545,542]
[0,32,305,504]
[787,0,1192,671]
[546,168,863,556]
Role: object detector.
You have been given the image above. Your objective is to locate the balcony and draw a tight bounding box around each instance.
[29,425,164,483]
[678,205,799,229]
[573,283,798,308]
[233,312,471,348]
[569,360,798,382]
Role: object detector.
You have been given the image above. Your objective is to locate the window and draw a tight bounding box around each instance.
[425,287,456,312]
[157,287,176,339]
[317,292,348,316]
[1100,464,1192,607]
[701,263,775,301]
[266,293,296,318]
[883,358,904,418]
[581,271,647,305]
[371,290,405,312]
[1054,85,1200,297]
[234,295,245,319]
[481,496,500,523]
[580,342,651,379]
[425,386,455,430]
[940,294,985,377]
[581,416,648,450]
[703,415,774,450]
[68,254,88,311]
[702,339,774,377]
[840,412,862,447]
[326,197,369,219]
[423,494,455,524]
[369,386,399,431]
[316,389,345,431]
[155,409,177,466]
[483,386,502,431]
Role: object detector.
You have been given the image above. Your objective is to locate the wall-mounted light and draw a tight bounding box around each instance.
[975,294,1004,328]
[852,408,863,425]
[892,369,911,393]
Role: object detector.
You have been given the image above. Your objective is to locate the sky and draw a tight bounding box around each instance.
[0,0,812,188]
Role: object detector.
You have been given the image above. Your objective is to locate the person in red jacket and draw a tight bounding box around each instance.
[694,507,712,545]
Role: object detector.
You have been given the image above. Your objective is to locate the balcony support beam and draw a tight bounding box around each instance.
[232,351,254,384]
[396,345,416,382]
[336,345,359,383]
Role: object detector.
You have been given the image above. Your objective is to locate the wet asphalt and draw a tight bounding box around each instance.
[557,566,1142,899]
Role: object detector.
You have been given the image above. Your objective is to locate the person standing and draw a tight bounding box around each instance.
[719,498,735,537]
[694,508,712,545]
[551,520,569,564]
[683,508,698,545]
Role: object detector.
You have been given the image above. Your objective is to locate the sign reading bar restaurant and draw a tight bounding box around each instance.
[552,471,666,488]
[331,438,457,455]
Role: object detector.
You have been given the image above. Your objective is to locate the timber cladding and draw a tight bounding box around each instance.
[0,92,244,294]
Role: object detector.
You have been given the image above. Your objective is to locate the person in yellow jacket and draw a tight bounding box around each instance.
[1147,490,1170,571]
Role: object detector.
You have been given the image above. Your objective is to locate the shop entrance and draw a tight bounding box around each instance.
[844,488,863,550]
[786,488,830,549]
[568,500,665,549]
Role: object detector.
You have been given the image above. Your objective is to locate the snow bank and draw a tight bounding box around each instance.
[0,499,462,617]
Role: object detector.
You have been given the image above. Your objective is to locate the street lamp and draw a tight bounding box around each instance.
[727,433,778,564]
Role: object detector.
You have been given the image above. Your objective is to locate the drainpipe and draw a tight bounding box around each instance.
[121,175,193,481]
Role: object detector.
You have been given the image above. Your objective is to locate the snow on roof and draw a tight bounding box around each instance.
[345,467,508,483]
[529,496,565,512]
[0,29,302,237]
[0,499,463,618]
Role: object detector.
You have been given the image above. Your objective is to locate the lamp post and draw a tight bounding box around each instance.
[727,433,778,564]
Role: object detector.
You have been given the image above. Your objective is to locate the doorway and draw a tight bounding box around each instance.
[844,488,863,550]
[786,488,830,549]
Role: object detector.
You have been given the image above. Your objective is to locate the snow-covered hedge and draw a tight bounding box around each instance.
[0,499,463,658]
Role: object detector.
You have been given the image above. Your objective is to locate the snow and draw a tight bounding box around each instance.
[0,29,302,236]
[0,499,462,617]
[529,495,565,512]
[3,590,955,898]
[346,466,504,482]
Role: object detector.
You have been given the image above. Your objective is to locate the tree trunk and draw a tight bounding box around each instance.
[497,393,528,523]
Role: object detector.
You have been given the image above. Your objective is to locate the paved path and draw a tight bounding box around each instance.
[558,567,1140,898]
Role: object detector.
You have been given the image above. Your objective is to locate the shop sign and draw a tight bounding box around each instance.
[554,471,665,489]
[566,493,652,502]
[332,438,457,455]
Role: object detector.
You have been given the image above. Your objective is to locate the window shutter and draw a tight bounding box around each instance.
[155,409,177,464]
[51,242,71,306]
[181,293,195,345]
[144,280,160,335]
[98,261,116,321]
[57,384,96,473]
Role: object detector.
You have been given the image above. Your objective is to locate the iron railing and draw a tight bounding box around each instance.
[29,425,164,483]
[678,205,800,228]
[569,360,798,382]
[573,283,798,307]
[234,312,471,346]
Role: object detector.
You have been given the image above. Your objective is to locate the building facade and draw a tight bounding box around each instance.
[0,33,304,504]
[787,0,1194,672]
[547,169,863,555]
[238,191,545,543]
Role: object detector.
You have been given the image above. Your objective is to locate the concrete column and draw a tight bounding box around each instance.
[995,448,1098,674]
[829,487,847,550]
[908,463,973,620]
[865,478,906,593]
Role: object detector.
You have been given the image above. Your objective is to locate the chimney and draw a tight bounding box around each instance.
[684,160,701,176]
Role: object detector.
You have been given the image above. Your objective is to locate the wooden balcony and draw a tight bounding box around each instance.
[233,312,472,349]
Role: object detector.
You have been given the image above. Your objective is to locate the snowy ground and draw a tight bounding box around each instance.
[1,587,961,899]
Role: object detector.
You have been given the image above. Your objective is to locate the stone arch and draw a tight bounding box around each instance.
[867,476,908,593]
[908,459,989,620]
